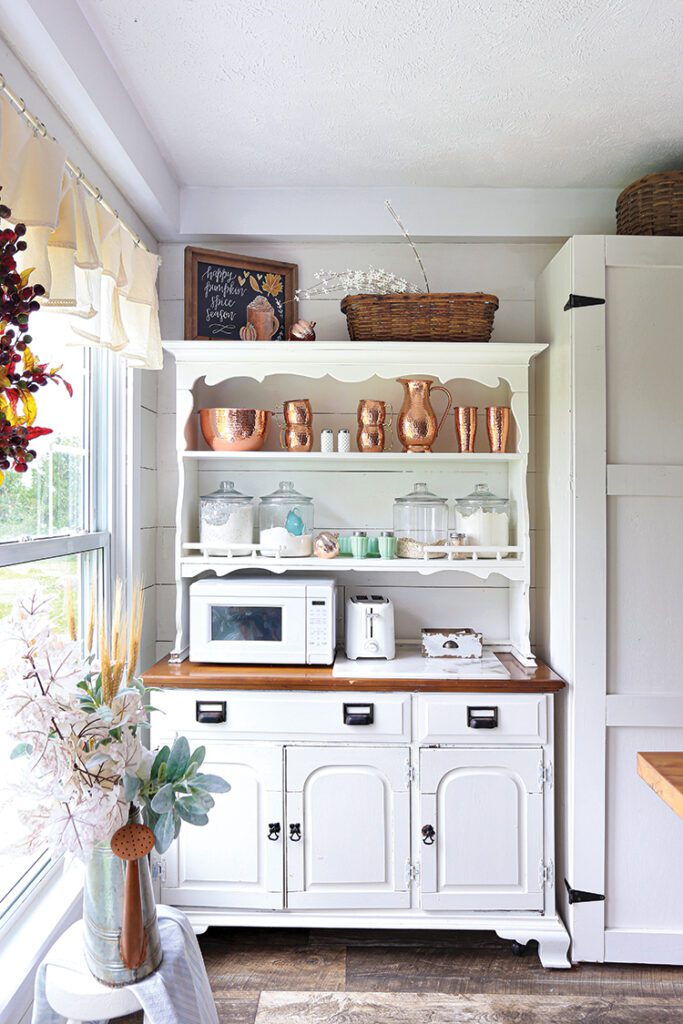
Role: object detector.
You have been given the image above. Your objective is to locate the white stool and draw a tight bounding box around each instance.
[43,921,147,1023]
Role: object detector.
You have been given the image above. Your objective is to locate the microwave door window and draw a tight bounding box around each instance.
[211,605,283,643]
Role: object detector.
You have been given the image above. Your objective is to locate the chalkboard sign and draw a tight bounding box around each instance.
[184,247,298,340]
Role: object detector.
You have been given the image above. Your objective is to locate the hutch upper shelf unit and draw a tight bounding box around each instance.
[163,341,546,665]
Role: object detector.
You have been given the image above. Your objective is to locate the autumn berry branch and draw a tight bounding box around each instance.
[0,184,72,485]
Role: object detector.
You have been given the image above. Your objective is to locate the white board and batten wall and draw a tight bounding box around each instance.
[153,240,560,659]
[535,235,683,965]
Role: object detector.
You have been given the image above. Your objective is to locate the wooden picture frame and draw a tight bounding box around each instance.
[184,247,298,341]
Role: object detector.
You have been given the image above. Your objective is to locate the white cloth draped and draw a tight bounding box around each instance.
[0,94,162,369]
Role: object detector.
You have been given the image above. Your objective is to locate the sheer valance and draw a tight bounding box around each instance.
[0,94,162,369]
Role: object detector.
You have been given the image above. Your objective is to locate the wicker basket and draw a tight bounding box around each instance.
[340,292,499,342]
[616,171,683,236]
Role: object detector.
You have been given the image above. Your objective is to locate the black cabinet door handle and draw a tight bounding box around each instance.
[196,700,227,724]
[267,823,281,841]
[467,706,498,729]
[422,825,436,845]
[343,702,374,726]
[289,823,301,842]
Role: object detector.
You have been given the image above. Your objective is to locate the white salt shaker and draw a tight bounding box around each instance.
[320,429,334,453]
[337,428,351,453]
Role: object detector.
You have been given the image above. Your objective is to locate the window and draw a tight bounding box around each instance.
[0,309,116,923]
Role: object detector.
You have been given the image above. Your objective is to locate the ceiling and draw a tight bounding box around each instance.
[76,0,683,190]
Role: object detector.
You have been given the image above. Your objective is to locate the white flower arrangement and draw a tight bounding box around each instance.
[0,587,228,861]
[295,201,431,301]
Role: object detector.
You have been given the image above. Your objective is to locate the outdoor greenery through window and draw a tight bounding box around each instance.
[0,309,111,922]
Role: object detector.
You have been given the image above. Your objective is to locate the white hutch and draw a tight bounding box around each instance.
[147,339,570,968]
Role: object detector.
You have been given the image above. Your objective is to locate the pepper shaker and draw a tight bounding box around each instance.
[337,428,351,453]
[320,429,334,453]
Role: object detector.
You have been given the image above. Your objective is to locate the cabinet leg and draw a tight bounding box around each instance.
[536,930,572,969]
[497,920,571,969]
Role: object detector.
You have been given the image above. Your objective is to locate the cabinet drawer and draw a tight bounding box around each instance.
[153,689,410,743]
[414,694,548,744]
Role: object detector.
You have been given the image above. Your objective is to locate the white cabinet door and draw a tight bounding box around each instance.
[285,746,410,909]
[161,743,283,909]
[419,747,544,911]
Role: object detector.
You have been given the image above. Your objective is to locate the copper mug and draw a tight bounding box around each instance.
[396,377,453,453]
[283,399,312,425]
[280,425,314,451]
[357,399,392,452]
[240,295,280,340]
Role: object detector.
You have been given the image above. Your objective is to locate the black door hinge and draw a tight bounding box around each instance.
[564,293,606,311]
[564,879,605,904]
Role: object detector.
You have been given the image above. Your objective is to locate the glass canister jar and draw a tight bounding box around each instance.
[199,480,255,555]
[393,482,448,559]
[453,482,510,556]
[259,480,314,557]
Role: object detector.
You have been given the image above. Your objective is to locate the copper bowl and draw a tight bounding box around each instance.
[199,408,271,451]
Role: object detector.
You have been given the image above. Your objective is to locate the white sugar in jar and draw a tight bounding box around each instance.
[453,483,510,557]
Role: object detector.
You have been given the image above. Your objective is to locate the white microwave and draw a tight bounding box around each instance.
[189,577,336,665]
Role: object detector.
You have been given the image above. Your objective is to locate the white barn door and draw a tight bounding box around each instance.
[536,235,683,964]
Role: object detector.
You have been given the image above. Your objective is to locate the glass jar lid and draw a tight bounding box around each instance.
[259,480,313,505]
[454,482,508,510]
[201,480,253,503]
[394,482,447,505]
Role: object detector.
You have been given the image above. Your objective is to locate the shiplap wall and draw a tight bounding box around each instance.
[153,240,561,660]
[138,370,159,671]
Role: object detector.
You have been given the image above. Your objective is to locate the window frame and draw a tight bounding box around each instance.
[0,339,129,924]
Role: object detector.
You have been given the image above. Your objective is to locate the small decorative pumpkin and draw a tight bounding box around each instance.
[239,322,258,341]
[288,319,317,341]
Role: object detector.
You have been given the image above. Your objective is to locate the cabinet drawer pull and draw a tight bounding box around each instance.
[343,702,374,726]
[196,701,226,724]
[467,706,498,729]
[267,823,281,841]
[422,825,436,845]
[289,823,301,842]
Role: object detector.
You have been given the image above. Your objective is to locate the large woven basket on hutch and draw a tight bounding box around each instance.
[340,292,499,342]
[616,171,683,236]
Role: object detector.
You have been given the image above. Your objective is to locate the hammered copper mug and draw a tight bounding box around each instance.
[280,425,314,451]
[283,399,312,425]
[357,399,392,452]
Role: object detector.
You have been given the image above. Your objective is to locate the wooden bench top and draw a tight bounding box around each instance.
[637,752,683,820]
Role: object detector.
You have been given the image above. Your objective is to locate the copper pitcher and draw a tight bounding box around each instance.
[357,399,392,452]
[396,377,453,453]
[240,295,280,340]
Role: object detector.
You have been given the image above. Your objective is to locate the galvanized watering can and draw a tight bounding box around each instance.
[83,807,162,986]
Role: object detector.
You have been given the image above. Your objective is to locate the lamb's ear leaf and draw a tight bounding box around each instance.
[188,745,206,769]
[165,736,190,782]
[153,812,176,854]
[193,773,230,793]
[176,798,210,826]
[150,745,170,779]
[150,782,175,814]
[123,774,141,801]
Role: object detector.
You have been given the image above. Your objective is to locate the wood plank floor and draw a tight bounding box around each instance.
[123,928,683,1023]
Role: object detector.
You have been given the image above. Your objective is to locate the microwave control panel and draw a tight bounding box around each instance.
[306,586,336,664]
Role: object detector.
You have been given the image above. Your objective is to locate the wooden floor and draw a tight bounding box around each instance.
[126,927,683,1023]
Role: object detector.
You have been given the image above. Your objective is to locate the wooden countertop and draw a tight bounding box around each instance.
[143,652,565,693]
[637,752,683,819]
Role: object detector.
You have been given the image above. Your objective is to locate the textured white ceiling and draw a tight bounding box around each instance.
[77,0,683,188]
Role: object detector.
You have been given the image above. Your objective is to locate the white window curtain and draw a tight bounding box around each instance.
[0,94,162,370]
